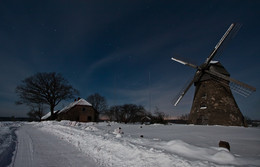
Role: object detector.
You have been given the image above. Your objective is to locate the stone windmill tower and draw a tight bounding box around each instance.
[172,23,256,126]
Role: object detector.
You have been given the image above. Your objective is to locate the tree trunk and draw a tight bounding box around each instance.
[50,105,55,120]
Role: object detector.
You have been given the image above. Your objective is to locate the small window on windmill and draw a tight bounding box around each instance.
[200,104,207,110]
[82,107,86,112]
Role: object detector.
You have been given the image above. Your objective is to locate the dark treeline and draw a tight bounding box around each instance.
[105,104,167,124]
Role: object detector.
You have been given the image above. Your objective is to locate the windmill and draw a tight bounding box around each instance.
[171,23,256,126]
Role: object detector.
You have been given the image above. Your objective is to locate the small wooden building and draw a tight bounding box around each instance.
[57,98,97,122]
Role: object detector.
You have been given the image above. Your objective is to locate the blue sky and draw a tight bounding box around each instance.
[0,0,259,119]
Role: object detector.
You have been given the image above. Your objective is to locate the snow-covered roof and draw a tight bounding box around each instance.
[41,110,59,120]
[59,98,92,114]
[210,60,219,64]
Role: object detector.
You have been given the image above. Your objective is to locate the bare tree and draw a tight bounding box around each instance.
[107,105,121,122]
[16,72,79,119]
[152,107,168,124]
[87,93,108,114]
[27,103,45,121]
[107,104,147,123]
[121,104,147,123]
[179,113,190,120]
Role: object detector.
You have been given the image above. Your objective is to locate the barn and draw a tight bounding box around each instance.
[57,98,97,122]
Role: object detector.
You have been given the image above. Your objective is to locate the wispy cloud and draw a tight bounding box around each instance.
[83,28,181,79]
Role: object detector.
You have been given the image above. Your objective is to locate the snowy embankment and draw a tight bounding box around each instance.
[35,121,260,167]
[0,122,21,167]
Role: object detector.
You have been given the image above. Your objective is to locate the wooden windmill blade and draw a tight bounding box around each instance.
[171,57,199,70]
[172,70,204,106]
[171,57,201,106]
[210,75,254,97]
[229,82,255,97]
[204,69,256,97]
[172,76,195,106]
[204,23,241,68]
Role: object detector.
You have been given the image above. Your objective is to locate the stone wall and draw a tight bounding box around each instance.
[189,80,246,126]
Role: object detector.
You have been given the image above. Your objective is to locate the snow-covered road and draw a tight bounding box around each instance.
[11,124,97,167]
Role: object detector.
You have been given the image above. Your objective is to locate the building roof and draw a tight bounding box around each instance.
[197,61,230,83]
[41,110,60,120]
[59,98,92,114]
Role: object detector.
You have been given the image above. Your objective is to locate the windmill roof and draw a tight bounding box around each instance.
[59,98,92,114]
[197,61,230,83]
[210,62,230,76]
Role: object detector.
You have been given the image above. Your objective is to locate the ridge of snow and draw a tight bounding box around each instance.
[59,98,92,114]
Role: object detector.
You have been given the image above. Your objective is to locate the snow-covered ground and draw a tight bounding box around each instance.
[1,121,260,167]
[0,122,21,167]
[11,123,97,167]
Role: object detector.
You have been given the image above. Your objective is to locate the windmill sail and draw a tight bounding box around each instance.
[205,70,256,97]
[173,75,197,106]
[205,23,241,67]
[171,57,199,69]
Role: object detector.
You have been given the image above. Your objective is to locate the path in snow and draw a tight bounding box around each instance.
[11,124,97,167]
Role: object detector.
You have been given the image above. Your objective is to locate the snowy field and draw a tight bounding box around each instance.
[1,121,260,167]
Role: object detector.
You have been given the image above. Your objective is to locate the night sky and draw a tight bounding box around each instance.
[1,0,260,119]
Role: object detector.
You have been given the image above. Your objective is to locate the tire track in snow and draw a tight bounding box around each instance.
[12,124,97,167]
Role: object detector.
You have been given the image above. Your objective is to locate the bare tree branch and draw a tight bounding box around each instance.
[15,72,79,118]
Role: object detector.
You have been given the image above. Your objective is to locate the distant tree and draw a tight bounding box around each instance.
[120,104,132,123]
[179,113,190,120]
[107,104,147,123]
[87,93,108,114]
[16,72,79,119]
[27,103,45,121]
[151,107,168,124]
[106,105,121,122]
[121,104,147,123]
